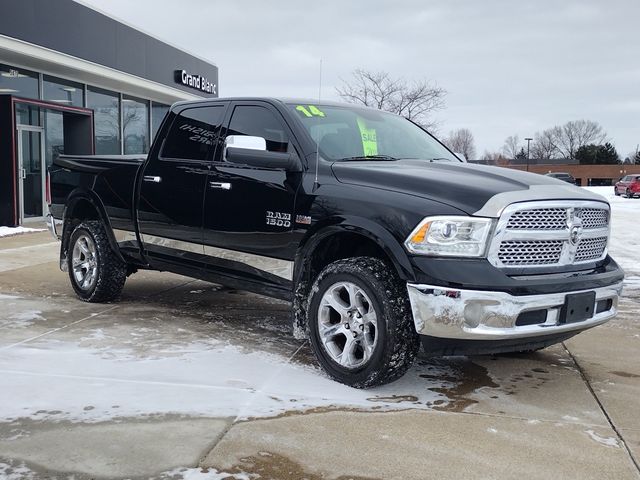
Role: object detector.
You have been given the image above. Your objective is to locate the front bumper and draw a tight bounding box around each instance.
[406,281,622,341]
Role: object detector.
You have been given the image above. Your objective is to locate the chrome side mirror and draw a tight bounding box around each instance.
[225,135,266,150]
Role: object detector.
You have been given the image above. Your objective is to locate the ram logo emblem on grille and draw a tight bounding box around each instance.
[567,208,584,246]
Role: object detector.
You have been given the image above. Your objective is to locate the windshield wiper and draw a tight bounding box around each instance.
[339,155,398,161]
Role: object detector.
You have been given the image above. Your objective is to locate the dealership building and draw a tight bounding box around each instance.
[0,0,218,227]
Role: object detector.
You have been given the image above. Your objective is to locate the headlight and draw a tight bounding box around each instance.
[404,216,494,257]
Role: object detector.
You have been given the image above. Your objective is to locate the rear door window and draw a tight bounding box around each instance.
[161,105,226,161]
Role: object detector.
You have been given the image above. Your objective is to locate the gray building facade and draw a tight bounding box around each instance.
[0,0,218,226]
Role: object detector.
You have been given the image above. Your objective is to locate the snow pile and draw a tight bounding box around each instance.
[0,226,45,238]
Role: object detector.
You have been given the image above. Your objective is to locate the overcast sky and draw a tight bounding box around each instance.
[82,0,639,158]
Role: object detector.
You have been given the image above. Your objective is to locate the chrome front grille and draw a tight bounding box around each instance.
[581,209,609,229]
[498,240,564,265]
[506,208,566,230]
[575,236,608,262]
[488,201,610,270]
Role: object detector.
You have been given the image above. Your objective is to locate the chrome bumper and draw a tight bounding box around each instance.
[47,214,62,240]
[406,282,623,340]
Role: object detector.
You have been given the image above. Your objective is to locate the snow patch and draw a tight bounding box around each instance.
[0,461,36,480]
[2,310,46,328]
[157,467,252,480]
[0,294,20,300]
[585,429,619,448]
[0,226,45,238]
[562,415,580,422]
[0,337,449,423]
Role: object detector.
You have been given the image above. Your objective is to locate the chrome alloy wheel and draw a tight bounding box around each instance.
[72,234,98,291]
[317,281,378,369]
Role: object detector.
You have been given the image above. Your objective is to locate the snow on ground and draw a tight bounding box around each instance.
[0,227,45,238]
[584,186,639,277]
[0,332,449,423]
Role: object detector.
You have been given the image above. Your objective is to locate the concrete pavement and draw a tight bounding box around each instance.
[0,231,638,479]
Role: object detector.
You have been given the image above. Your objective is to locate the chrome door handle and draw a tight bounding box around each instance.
[209,182,232,190]
[143,175,162,183]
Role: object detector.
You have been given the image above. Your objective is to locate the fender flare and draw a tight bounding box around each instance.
[61,188,126,264]
[293,215,415,284]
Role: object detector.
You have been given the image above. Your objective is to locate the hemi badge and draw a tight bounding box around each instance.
[296,215,312,225]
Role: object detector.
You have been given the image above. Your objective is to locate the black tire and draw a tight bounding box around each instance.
[626,188,631,198]
[67,221,126,302]
[614,188,620,196]
[307,257,420,388]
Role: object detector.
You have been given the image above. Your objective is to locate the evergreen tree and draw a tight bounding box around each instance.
[635,151,640,165]
[600,142,620,164]
[576,143,620,165]
[515,147,527,162]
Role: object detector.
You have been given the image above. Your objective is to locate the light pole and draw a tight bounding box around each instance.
[525,137,533,172]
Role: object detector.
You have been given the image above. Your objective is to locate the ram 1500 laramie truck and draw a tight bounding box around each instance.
[48,98,624,388]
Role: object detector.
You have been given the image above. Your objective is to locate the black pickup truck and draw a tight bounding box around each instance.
[48,98,624,388]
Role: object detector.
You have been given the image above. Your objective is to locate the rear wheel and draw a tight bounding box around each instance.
[626,188,632,198]
[68,221,126,302]
[614,187,620,196]
[307,257,420,388]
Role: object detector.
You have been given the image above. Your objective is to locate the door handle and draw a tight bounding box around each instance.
[143,175,162,183]
[20,168,26,180]
[209,182,232,190]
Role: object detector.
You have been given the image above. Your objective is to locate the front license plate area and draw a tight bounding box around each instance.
[561,291,596,324]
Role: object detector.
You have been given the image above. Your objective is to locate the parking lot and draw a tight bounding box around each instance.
[0,188,639,479]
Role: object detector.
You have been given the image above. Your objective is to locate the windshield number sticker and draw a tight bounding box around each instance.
[296,105,325,118]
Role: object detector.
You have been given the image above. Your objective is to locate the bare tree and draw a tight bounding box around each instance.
[445,128,476,160]
[531,129,558,161]
[502,135,521,159]
[550,120,607,160]
[336,69,446,130]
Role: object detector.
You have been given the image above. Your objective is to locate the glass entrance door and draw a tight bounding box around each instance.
[17,127,45,221]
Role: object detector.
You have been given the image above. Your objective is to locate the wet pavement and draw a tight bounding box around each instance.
[0,230,639,479]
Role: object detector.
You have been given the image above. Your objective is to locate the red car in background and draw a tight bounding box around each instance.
[615,175,640,198]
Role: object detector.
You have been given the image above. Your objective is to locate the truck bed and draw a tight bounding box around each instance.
[50,155,146,235]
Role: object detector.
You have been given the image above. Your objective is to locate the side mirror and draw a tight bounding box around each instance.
[225,135,266,151]
[224,135,302,172]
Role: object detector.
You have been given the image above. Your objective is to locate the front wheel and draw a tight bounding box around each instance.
[307,257,420,388]
[68,221,127,302]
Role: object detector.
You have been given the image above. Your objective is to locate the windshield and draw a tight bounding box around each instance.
[288,103,461,162]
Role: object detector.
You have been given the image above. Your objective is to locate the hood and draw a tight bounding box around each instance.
[331,160,607,216]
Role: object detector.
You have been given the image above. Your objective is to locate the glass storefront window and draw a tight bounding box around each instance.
[123,96,149,154]
[151,102,170,140]
[0,63,39,99]
[44,110,64,168]
[87,86,120,155]
[15,103,41,126]
[43,75,84,107]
